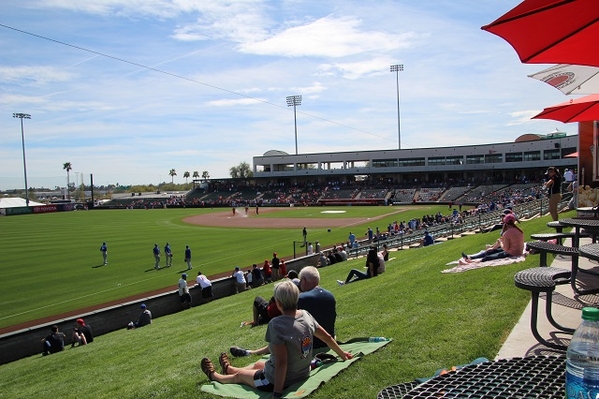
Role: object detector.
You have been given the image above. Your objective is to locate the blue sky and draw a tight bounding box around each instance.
[0,0,577,190]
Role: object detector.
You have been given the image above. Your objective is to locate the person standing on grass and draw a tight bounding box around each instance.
[262,259,272,283]
[301,227,307,247]
[164,242,173,267]
[200,281,352,396]
[251,264,264,287]
[232,266,247,293]
[100,242,108,265]
[195,271,213,302]
[184,245,192,270]
[271,253,280,281]
[178,273,192,309]
[153,243,161,269]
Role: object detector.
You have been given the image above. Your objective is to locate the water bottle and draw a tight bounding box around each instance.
[566,307,599,399]
[368,337,389,343]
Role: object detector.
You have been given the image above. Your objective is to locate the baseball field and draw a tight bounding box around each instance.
[0,206,560,399]
[0,205,450,330]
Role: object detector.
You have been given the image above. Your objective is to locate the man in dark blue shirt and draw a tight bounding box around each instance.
[422,231,434,247]
[298,266,336,349]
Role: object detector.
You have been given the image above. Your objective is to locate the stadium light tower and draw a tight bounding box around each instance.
[13,113,31,207]
[286,95,302,155]
[390,64,404,149]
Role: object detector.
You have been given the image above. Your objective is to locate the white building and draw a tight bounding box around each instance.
[253,133,577,184]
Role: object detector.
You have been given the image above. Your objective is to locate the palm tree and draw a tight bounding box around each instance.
[192,171,200,179]
[202,171,210,181]
[183,171,190,183]
[169,169,177,183]
[63,162,72,200]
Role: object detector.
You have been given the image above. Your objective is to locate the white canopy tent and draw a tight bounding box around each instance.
[0,197,44,208]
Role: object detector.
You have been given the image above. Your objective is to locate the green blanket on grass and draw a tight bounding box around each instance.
[200,339,392,398]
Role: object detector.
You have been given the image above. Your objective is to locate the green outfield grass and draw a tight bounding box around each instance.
[0,205,456,329]
[0,213,557,399]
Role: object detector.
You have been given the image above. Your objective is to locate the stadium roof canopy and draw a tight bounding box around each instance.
[263,150,289,156]
[0,197,44,208]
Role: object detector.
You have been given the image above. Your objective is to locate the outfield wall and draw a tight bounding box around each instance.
[0,253,319,365]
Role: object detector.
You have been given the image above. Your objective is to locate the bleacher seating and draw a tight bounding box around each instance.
[418,187,445,202]
[441,186,472,202]
[392,188,416,203]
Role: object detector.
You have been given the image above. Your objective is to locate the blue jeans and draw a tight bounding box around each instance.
[345,269,369,284]
[470,248,502,260]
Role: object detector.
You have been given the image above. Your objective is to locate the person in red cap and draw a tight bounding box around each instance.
[71,318,94,347]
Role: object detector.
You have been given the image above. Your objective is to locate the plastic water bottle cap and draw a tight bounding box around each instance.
[581,307,599,321]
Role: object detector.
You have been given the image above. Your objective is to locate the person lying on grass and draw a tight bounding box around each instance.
[200,280,352,398]
[459,213,524,264]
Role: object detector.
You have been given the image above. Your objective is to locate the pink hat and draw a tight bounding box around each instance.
[503,213,516,225]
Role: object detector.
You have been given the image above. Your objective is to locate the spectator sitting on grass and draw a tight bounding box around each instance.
[337,247,378,285]
[421,231,434,247]
[460,213,524,264]
[72,318,93,347]
[42,325,66,355]
[233,266,336,354]
[327,250,337,265]
[241,295,282,328]
[338,246,348,261]
[201,281,352,396]
[128,303,152,329]
[317,252,329,267]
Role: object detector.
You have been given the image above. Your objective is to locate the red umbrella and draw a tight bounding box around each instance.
[482,0,599,67]
[532,94,599,123]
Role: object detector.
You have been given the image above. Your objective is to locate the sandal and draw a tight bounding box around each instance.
[201,358,216,381]
[219,352,231,375]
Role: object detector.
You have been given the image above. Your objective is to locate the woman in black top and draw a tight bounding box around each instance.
[544,167,562,221]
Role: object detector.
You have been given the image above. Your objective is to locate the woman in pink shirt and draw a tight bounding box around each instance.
[462,213,524,263]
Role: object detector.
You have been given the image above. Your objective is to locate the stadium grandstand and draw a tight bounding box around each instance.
[99,133,577,209]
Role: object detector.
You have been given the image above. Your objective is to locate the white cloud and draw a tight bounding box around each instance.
[206,98,265,107]
[239,15,414,58]
[318,57,397,80]
[0,66,73,84]
[289,82,326,95]
[507,110,543,126]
